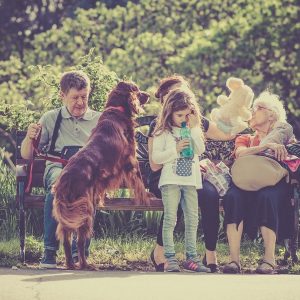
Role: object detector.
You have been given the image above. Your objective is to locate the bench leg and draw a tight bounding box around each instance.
[284,183,300,263]
[18,181,26,264]
[291,183,300,263]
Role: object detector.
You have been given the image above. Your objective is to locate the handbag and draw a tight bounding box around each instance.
[201,159,231,196]
[231,154,288,191]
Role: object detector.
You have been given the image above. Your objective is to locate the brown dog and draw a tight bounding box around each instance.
[52,81,150,270]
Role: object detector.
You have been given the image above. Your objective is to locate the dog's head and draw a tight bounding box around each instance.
[105,81,149,116]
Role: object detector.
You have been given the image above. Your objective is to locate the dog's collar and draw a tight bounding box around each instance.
[109,106,125,113]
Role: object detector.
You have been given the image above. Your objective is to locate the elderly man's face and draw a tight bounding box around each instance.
[61,87,90,118]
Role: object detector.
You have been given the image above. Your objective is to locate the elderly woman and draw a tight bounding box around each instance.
[223,91,294,274]
[149,75,235,272]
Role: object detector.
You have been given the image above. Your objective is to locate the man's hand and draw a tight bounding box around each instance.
[26,123,41,141]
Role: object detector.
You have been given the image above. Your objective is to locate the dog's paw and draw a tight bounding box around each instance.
[66,263,76,270]
[79,263,98,271]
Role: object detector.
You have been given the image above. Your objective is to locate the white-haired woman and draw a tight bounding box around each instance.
[223,91,294,274]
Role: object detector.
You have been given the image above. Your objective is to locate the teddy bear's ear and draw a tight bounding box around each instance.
[217,95,229,106]
[226,77,244,91]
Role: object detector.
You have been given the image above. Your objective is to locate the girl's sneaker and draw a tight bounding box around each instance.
[165,257,180,272]
[183,258,210,273]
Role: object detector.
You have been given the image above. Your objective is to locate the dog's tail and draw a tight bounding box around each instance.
[53,189,95,241]
[123,169,150,206]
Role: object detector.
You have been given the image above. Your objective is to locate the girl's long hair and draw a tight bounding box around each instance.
[153,87,205,140]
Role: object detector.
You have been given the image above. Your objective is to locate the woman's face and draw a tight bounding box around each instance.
[249,104,274,129]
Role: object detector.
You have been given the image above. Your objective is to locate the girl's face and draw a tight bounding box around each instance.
[171,108,192,127]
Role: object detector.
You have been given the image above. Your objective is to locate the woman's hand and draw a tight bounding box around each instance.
[266,143,288,161]
[176,139,190,154]
[26,123,41,141]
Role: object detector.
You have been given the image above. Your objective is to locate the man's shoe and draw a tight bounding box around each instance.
[39,250,57,269]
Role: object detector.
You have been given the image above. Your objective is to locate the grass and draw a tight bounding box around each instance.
[1,235,300,274]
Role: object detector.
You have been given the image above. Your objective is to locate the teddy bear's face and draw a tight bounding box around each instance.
[230,87,253,108]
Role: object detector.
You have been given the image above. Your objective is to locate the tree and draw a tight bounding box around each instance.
[0,49,118,154]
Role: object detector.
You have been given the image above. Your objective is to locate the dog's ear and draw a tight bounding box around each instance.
[128,91,141,115]
[139,92,150,105]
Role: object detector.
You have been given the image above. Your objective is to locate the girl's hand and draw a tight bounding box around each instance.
[266,143,288,161]
[187,112,200,128]
[26,123,41,141]
[176,139,190,153]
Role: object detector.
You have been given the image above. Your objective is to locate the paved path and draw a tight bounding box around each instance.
[1,268,300,300]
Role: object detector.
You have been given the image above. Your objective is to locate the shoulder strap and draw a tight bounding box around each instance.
[48,108,62,156]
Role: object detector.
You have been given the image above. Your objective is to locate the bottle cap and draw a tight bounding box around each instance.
[181,121,187,128]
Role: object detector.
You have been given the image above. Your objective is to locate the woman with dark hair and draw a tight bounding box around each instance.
[148,75,235,272]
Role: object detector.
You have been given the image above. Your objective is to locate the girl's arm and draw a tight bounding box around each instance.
[148,136,163,172]
[190,127,206,155]
[152,133,178,165]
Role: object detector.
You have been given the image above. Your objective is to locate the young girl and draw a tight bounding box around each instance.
[152,88,210,272]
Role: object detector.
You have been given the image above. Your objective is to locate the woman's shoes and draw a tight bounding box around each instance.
[202,254,219,273]
[150,249,165,272]
[255,260,276,274]
[223,261,241,274]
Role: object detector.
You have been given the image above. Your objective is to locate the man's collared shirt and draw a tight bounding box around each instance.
[38,106,100,174]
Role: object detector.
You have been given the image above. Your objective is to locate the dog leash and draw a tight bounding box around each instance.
[25,129,68,194]
[25,106,126,193]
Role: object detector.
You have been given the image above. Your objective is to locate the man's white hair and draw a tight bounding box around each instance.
[253,91,287,122]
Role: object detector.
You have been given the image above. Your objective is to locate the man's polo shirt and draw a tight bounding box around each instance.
[38,106,100,175]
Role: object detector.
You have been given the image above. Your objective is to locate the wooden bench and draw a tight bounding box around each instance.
[16,116,300,264]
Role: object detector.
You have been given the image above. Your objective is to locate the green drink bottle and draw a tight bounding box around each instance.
[180,121,194,158]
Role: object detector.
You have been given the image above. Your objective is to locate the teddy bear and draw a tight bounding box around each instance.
[210,77,254,135]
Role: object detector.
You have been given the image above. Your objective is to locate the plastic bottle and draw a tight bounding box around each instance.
[180,121,194,158]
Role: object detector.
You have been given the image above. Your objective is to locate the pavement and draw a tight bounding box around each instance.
[1,267,300,300]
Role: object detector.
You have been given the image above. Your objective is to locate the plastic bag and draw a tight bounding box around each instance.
[200,159,231,196]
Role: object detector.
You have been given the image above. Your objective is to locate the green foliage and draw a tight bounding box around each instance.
[0,149,17,240]
[1,0,299,136]
[0,0,300,244]
[15,0,298,132]
[1,236,299,273]
[0,49,118,131]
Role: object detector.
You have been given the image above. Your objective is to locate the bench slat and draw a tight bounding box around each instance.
[20,194,164,211]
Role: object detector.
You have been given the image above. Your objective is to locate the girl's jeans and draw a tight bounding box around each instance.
[160,184,199,260]
[43,166,90,256]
